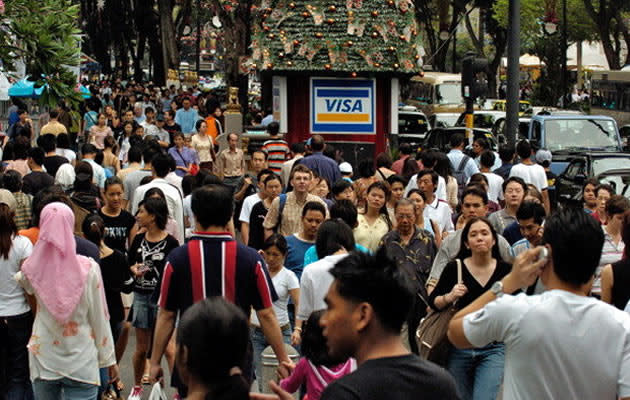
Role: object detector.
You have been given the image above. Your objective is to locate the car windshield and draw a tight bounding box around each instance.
[544,119,620,152]
[434,114,459,127]
[593,158,630,176]
[435,83,462,105]
[399,114,429,134]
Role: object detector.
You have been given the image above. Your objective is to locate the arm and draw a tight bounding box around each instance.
[426,236,455,294]
[234,177,252,202]
[241,222,250,246]
[279,358,307,394]
[263,198,280,239]
[149,308,177,382]
[600,264,614,305]
[541,189,551,216]
[447,247,546,349]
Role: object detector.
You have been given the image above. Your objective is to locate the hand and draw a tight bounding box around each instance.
[249,380,293,400]
[290,329,301,346]
[277,359,294,380]
[448,283,468,302]
[130,263,147,277]
[244,177,253,186]
[108,364,120,383]
[149,362,163,384]
[503,246,548,291]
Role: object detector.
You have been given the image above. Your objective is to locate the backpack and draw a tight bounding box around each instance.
[453,155,471,199]
[274,193,288,232]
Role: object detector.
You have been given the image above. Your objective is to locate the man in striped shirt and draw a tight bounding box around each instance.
[261,122,290,174]
[150,184,292,393]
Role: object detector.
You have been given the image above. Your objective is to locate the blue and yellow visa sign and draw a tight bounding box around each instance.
[310,78,376,135]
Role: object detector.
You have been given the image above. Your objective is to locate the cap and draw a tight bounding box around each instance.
[339,162,353,174]
[0,189,17,212]
[156,114,165,121]
[535,149,552,164]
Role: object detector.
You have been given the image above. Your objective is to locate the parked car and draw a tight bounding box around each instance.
[422,127,498,153]
[389,106,431,150]
[481,99,531,116]
[428,112,460,128]
[525,115,623,176]
[555,152,630,206]
[620,125,630,151]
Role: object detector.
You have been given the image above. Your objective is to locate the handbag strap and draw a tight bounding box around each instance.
[456,259,462,284]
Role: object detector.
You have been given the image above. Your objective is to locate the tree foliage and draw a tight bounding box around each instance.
[0,0,83,107]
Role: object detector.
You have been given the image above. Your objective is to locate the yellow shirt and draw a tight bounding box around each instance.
[40,121,68,136]
[353,214,390,253]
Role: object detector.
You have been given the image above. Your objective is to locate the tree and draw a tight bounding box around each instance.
[582,0,630,69]
[0,0,83,107]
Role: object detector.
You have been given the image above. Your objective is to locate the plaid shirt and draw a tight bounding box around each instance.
[13,191,32,231]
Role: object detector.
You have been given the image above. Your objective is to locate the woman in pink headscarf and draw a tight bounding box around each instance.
[15,202,118,400]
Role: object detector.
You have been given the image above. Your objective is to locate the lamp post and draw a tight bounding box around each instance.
[505,0,520,147]
[196,0,201,75]
[561,0,568,108]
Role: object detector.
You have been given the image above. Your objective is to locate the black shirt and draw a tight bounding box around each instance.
[99,249,131,323]
[429,259,512,311]
[98,209,136,255]
[321,355,458,400]
[43,155,69,178]
[22,171,54,195]
[611,258,630,310]
[164,122,181,146]
[248,201,269,250]
[128,233,180,296]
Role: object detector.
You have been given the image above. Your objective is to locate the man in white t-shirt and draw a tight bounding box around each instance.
[478,151,504,203]
[417,169,453,233]
[448,208,630,400]
[238,169,273,245]
[509,140,550,214]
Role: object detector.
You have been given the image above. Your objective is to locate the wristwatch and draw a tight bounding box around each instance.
[490,281,504,298]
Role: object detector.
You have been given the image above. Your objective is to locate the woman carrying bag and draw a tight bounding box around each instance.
[427,216,510,400]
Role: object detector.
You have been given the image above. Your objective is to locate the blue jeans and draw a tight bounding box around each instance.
[447,342,505,400]
[251,324,292,391]
[32,378,98,400]
[1,311,34,400]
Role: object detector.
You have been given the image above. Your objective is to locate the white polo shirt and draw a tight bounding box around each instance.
[423,196,454,233]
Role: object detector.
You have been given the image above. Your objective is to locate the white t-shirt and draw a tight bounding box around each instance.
[0,235,33,316]
[463,290,630,400]
[483,172,504,203]
[297,254,348,321]
[404,174,447,202]
[183,195,195,238]
[56,148,76,164]
[423,197,454,233]
[509,163,548,192]
[239,193,263,223]
[251,267,299,327]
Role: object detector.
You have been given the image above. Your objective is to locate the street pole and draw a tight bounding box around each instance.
[505,0,520,148]
[561,0,568,107]
[196,0,201,75]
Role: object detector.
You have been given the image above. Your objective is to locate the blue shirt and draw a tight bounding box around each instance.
[168,146,199,177]
[447,149,479,181]
[175,108,200,134]
[285,235,314,280]
[299,152,341,185]
[302,243,371,267]
[83,111,98,132]
[134,115,146,125]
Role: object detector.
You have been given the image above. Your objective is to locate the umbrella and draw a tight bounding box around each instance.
[8,78,45,98]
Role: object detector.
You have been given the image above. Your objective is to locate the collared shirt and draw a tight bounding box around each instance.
[158,232,277,315]
[131,178,185,240]
[447,149,479,181]
[298,152,341,185]
[353,214,390,253]
[380,227,437,298]
[216,148,246,177]
[174,108,200,134]
[424,197,454,233]
[263,192,329,237]
[488,209,517,237]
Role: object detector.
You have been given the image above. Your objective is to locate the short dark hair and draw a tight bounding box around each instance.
[311,135,325,152]
[192,185,233,228]
[418,151,437,169]
[498,145,515,163]
[417,169,439,188]
[330,247,413,334]
[386,174,407,188]
[31,185,73,226]
[302,201,326,218]
[606,195,630,216]
[264,173,282,186]
[39,134,57,153]
[261,233,288,255]
[2,170,22,192]
[257,168,274,182]
[127,146,143,163]
[330,199,358,228]
[28,147,45,166]
[502,176,528,194]
[516,140,532,160]
[145,107,155,115]
[595,183,614,198]
[480,151,495,169]
[516,200,546,224]
[142,146,159,165]
[582,178,599,193]
[104,176,123,192]
[252,149,268,161]
[82,143,97,156]
[461,186,488,205]
[315,220,355,258]
[450,133,466,148]
[357,159,375,178]
[332,179,353,197]
[152,152,171,178]
[399,143,412,155]
[49,109,59,119]
[138,197,168,230]
[290,142,305,154]
[56,133,71,149]
[375,152,393,169]
[542,208,604,286]
[267,121,280,135]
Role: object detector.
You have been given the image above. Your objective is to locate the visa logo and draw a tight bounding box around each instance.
[325,99,364,113]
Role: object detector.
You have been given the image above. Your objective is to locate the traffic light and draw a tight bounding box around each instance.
[462,54,488,100]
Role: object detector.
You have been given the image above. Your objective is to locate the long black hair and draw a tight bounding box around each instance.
[301,310,347,367]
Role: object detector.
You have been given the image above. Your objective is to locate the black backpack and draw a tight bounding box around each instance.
[453,155,471,199]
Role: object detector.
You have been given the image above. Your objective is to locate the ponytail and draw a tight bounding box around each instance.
[82,214,105,246]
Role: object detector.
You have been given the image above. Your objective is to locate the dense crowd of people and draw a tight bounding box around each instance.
[1,81,630,400]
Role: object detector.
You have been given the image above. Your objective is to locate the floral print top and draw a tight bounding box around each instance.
[15,260,116,385]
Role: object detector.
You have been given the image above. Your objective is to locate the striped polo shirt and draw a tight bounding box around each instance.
[262,138,290,173]
[158,232,277,315]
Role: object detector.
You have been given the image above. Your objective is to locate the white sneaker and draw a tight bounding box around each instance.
[128,386,143,400]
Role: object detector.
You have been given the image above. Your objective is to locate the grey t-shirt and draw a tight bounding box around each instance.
[123,169,152,203]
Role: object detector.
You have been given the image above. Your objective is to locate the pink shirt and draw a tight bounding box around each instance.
[280,358,356,400]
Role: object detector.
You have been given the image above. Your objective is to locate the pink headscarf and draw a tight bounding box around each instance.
[22,202,92,325]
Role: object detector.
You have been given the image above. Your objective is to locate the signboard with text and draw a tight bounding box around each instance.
[310,77,376,135]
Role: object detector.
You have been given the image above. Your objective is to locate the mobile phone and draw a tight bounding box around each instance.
[137,264,150,274]
[537,247,548,263]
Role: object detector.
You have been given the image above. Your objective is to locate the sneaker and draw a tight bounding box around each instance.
[128,386,143,400]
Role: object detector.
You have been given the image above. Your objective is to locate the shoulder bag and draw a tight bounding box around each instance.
[416,259,462,366]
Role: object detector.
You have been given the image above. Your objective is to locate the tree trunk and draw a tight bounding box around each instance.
[159,0,179,76]
[582,0,621,70]
[134,33,146,82]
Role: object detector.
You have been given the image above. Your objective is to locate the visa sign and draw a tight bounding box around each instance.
[311,78,376,135]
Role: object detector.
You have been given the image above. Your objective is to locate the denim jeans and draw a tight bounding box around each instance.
[1,311,34,400]
[251,324,292,391]
[447,342,505,400]
[32,378,98,400]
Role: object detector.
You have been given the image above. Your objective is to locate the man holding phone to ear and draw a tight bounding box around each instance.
[447,208,630,400]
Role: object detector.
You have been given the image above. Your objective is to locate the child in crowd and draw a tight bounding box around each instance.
[280,310,355,400]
